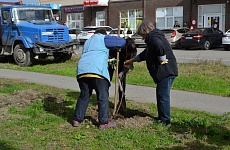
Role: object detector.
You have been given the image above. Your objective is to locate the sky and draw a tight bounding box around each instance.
[0,0,40,4]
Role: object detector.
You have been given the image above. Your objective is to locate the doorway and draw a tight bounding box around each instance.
[204,14,221,30]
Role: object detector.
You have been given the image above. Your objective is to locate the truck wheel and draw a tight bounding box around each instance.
[53,52,72,62]
[13,44,34,66]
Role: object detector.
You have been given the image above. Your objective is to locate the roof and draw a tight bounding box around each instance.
[0,1,21,5]
[2,4,51,9]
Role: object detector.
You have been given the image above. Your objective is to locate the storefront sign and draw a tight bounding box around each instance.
[41,4,61,10]
[64,7,84,13]
[83,0,108,7]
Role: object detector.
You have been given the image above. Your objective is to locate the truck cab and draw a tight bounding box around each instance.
[0,2,77,66]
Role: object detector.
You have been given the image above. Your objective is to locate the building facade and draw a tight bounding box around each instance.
[39,0,230,32]
[194,0,227,32]
[40,0,85,28]
[108,0,228,32]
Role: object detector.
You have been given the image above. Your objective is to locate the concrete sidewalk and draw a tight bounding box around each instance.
[0,69,229,115]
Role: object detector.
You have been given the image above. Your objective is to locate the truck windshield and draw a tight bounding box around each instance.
[13,8,54,22]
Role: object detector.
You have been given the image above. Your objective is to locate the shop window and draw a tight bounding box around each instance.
[66,13,84,29]
[198,4,225,32]
[156,17,165,28]
[166,17,173,28]
[120,9,143,33]
[136,9,143,18]
[96,11,105,26]
[166,8,173,16]
[156,6,183,29]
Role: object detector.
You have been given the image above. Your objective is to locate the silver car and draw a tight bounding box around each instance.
[161,27,189,49]
[222,29,230,51]
[69,28,81,43]
[78,26,113,44]
[131,33,146,48]
[109,28,133,38]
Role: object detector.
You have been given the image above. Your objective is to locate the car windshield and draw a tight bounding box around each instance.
[82,28,99,31]
[187,29,205,34]
[13,8,54,22]
[161,29,174,34]
[110,30,124,34]
[69,29,81,34]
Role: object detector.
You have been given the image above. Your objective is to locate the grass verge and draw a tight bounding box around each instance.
[0,56,230,97]
[0,78,229,149]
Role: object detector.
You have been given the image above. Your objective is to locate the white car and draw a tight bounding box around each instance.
[161,27,189,49]
[69,28,81,43]
[131,33,146,48]
[222,29,230,51]
[78,26,113,44]
[109,28,133,38]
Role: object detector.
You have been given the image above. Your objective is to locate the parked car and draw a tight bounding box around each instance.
[161,27,189,49]
[222,29,230,51]
[131,33,146,47]
[69,28,81,43]
[109,28,133,38]
[181,28,223,50]
[78,26,113,44]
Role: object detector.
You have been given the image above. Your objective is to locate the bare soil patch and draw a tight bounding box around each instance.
[0,82,153,128]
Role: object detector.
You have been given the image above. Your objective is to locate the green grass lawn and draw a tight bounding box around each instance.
[0,55,230,149]
[0,78,229,149]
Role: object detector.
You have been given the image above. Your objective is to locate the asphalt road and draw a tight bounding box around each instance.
[172,48,230,65]
[75,45,230,65]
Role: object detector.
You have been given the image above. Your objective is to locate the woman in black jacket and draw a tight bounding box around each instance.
[125,20,178,126]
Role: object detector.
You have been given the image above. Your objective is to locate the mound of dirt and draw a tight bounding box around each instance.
[0,89,153,128]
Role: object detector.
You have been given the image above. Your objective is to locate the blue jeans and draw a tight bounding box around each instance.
[156,75,175,124]
[74,77,110,124]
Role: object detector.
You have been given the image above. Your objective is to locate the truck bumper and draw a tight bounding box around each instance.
[33,40,79,54]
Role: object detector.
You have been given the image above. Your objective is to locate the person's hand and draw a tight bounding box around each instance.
[160,59,168,65]
[124,58,134,67]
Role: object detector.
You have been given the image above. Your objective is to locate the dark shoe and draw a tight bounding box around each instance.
[154,117,171,127]
[165,123,171,128]
[72,120,81,127]
[99,121,116,129]
[153,117,161,123]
